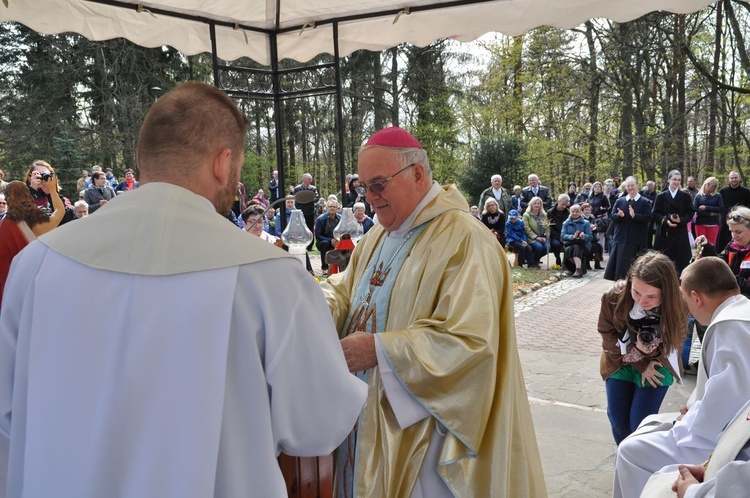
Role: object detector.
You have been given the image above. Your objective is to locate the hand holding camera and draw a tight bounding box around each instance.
[667,213,680,228]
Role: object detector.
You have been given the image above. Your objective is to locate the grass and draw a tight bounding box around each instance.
[510,265,558,294]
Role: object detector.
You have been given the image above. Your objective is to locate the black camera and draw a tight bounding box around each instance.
[669,213,679,222]
[637,325,661,345]
[41,172,54,181]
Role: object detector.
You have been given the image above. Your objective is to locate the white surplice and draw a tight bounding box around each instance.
[0,183,366,498]
[613,295,750,498]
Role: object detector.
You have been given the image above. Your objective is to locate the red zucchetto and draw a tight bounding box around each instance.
[364,126,423,149]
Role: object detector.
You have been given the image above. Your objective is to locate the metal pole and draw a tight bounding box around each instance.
[333,22,347,201]
[270,33,287,228]
[209,23,220,87]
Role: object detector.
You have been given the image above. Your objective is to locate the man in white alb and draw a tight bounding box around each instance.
[0,82,366,497]
[613,257,750,498]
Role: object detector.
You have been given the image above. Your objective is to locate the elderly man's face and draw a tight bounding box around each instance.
[491,176,502,189]
[359,147,422,232]
[302,176,312,186]
[0,196,6,214]
[327,202,339,215]
[528,176,539,188]
[75,206,89,218]
[687,177,696,188]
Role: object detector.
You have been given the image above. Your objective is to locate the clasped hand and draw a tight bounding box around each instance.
[340,331,377,372]
[671,464,704,498]
[641,359,665,388]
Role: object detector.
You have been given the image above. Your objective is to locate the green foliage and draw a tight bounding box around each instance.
[458,136,525,205]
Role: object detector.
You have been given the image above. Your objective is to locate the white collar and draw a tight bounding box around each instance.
[710,295,742,323]
[389,181,442,238]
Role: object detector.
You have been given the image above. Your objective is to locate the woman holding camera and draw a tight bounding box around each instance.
[652,169,694,275]
[598,251,688,444]
[25,160,75,224]
[0,179,66,310]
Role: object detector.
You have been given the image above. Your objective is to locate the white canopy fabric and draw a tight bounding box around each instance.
[2,0,716,64]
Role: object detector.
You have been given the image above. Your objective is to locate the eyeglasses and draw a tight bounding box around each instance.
[359,164,415,195]
[727,212,750,223]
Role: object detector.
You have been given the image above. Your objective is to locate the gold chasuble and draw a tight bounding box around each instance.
[322,185,546,497]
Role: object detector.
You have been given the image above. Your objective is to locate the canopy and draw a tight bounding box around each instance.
[2,0,716,65]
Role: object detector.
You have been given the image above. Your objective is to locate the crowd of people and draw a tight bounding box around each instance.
[470,170,750,279]
[0,81,749,498]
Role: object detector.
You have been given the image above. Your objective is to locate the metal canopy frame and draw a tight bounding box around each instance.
[209,22,348,208]
[77,0,513,198]
[83,0,384,202]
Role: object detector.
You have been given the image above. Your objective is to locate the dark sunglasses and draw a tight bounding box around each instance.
[727,212,750,223]
[359,164,415,195]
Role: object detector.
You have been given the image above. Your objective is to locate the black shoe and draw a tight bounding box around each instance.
[594,262,603,270]
[573,268,583,278]
[564,270,574,277]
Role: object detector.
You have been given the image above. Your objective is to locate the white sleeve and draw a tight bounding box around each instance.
[237,260,367,457]
[677,324,750,448]
[0,242,48,438]
[374,335,430,430]
[684,461,750,498]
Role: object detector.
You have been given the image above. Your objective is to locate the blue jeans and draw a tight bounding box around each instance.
[530,240,547,263]
[605,377,669,445]
[549,237,562,262]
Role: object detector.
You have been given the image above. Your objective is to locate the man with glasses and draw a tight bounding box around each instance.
[0,194,6,220]
[321,126,545,498]
[717,171,750,251]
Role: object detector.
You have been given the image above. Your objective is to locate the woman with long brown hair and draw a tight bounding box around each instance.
[0,176,65,308]
[598,251,688,444]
